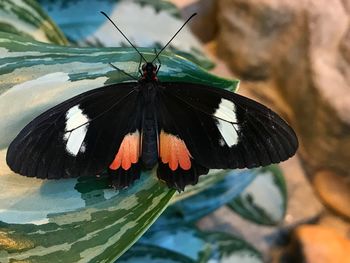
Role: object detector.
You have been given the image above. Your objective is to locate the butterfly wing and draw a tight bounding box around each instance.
[156,82,298,190]
[6,83,143,188]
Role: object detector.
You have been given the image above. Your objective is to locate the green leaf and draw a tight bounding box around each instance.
[154,170,257,228]
[38,0,214,68]
[0,176,175,262]
[171,171,230,203]
[0,0,68,45]
[227,165,287,225]
[138,225,263,263]
[205,231,264,263]
[117,244,195,263]
[131,0,182,18]
[0,32,237,149]
[0,32,239,261]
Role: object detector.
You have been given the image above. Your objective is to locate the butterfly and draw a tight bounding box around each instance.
[6,12,298,191]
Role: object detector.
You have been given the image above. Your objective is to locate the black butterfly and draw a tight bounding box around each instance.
[6,13,298,191]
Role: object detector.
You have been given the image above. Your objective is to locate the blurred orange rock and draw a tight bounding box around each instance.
[314,170,350,220]
[319,213,350,239]
[290,225,350,263]
[216,0,350,177]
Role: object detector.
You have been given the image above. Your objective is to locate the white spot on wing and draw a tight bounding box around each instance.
[64,105,89,156]
[214,99,240,147]
[217,119,239,147]
[65,105,89,131]
[214,99,237,122]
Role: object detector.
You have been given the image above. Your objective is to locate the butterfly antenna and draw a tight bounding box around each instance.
[101,11,148,63]
[151,13,197,63]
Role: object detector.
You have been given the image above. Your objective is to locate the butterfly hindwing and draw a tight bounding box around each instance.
[156,129,209,190]
[6,83,143,187]
[156,82,298,190]
[107,129,142,188]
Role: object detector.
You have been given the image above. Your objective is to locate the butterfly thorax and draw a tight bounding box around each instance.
[140,62,158,82]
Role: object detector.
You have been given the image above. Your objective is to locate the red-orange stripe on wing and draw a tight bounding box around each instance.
[159,130,191,171]
[109,130,140,170]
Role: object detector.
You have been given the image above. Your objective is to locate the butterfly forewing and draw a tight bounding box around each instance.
[154,82,298,189]
[6,83,142,183]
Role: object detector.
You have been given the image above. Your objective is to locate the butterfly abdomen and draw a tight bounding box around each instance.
[140,94,159,170]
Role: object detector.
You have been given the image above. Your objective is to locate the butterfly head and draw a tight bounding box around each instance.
[141,62,158,82]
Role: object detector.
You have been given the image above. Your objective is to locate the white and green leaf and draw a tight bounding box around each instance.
[205,231,264,263]
[0,32,239,262]
[155,170,258,227]
[117,244,195,263]
[38,0,214,68]
[0,175,175,262]
[135,225,263,263]
[227,165,287,225]
[0,0,68,44]
[0,32,237,148]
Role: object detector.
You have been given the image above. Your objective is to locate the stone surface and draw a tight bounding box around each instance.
[216,0,350,180]
[172,0,218,43]
[313,170,350,220]
[284,225,350,263]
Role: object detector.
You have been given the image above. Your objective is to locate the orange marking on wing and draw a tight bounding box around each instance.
[159,130,191,171]
[109,131,140,170]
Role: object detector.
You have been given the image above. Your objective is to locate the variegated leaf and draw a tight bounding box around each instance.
[0,0,68,44]
[117,244,195,263]
[137,225,263,263]
[0,32,239,262]
[155,170,258,228]
[228,165,287,225]
[39,0,214,68]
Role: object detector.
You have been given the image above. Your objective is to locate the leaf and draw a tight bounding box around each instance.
[227,165,287,225]
[0,32,237,149]
[0,32,239,262]
[171,170,230,203]
[0,175,175,262]
[0,0,68,44]
[117,244,195,263]
[205,231,264,263]
[38,0,214,68]
[154,170,258,228]
[137,225,263,263]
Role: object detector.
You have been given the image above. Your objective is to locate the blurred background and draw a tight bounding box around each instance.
[173,0,350,262]
[0,0,349,262]
[129,0,350,261]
